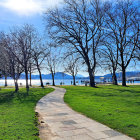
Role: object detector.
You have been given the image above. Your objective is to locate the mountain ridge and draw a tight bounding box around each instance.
[1,71,140,80]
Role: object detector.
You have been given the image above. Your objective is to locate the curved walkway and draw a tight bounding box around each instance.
[36,87,134,140]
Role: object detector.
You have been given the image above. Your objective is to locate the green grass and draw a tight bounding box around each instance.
[64,85,140,140]
[0,87,54,140]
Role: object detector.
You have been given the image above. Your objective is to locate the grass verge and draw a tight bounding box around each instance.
[64,85,140,140]
[0,87,54,140]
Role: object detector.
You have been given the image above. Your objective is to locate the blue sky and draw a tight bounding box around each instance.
[0,0,139,76]
[0,0,63,33]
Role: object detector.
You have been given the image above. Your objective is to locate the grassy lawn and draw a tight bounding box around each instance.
[0,87,54,140]
[64,85,140,140]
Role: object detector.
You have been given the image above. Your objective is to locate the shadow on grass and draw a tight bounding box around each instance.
[116,89,140,94]
[88,86,140,97]
[14,88,47,103]
[107,89,140,97]
[0,92,14,104]
[0,89,30,104]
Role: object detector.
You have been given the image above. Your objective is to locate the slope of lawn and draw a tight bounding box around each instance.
[64,85,140,140]
[0,87,54,140]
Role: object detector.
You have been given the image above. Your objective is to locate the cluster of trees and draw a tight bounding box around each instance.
[0,0,139,91]
[0,25,80,92]
[0,25,58,92]
[0,25,81,92]
[45,0,139,87]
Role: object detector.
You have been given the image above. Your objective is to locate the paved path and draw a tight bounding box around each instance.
[36,87,134,140]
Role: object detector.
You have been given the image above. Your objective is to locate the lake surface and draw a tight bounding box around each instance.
[0,79,89,86]
[0,79,140,86]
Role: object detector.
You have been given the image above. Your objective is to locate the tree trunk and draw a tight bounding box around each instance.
[88,68,96,87]
[52,73,55,86]
[122,67,126,86]
[5,75,7,87]
[29,63,32,86]
[112,70,118,85]
[38,67,44,88]
[29,70,32,87]
[25,67,29,93]
[89,74,95,87]
[14,80,19,92]
[73,75,76,85]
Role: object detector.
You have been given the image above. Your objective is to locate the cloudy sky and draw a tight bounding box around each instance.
[0,0,63,33]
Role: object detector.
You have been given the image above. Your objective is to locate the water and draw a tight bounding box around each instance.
[0,79,89,86]
[0,79,139,86]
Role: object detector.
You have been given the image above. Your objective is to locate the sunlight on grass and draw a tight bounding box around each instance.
[64,85,140,140]
[0,87,54,139]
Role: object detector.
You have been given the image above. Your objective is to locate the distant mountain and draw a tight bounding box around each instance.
[95,76,102,79]
[51,72,72,79]
[76,74,84,77]
[1,71,139,80]
[20,72,82,79]
[81,71,140,80]
[104,71,140,79]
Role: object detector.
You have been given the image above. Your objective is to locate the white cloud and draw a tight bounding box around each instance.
[0,0,63,16]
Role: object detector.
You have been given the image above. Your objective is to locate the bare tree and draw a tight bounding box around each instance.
[32,43,48,88]
[64,55,79,85]
[0,63,9,87]
[6,47,23,92]
[133,36,140,61]
[101,37,119,85]
[0,33,10,87]
[10,24,37,92]
[45,0,106,87]
[0,33,23,92]
[105,0,139,86]
[45,47,58,86]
